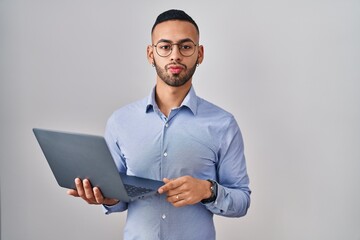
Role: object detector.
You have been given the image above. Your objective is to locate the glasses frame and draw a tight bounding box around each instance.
[152,40,198,57]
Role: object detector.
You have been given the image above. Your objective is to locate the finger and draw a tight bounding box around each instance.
[93,187,104,203]
[94,187,119,205]
[167,191,194,207]
[163,178,171,183]
[83,179,96,202]
[166,188,183,198]
[75,178,85,197]
[67,189,79,197]
[158,178,172,194]
[170,193,181,202]
[168,191,188,202]
[172,199,187,208]
[158,178,182,194]
[167,195,187,207]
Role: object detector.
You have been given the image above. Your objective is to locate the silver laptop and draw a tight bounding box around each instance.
[33,128,163,202]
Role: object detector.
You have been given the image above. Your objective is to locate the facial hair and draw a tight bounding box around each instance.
[154,60,198,87]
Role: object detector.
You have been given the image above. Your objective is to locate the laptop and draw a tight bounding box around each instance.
[33,128,164,202]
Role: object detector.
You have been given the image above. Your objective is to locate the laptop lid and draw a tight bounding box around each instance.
[33,128,163,202]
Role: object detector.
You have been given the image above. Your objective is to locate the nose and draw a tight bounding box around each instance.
[170,44,182,62]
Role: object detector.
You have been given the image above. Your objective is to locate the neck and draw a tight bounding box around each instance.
[155,78,192,117]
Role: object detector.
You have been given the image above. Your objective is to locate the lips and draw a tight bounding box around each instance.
[167,65,184,74]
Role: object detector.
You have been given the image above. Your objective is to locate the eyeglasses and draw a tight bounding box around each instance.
[153,40,198,57]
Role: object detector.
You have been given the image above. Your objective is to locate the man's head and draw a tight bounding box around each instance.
[151,9,199,35]
[147,10,204,88]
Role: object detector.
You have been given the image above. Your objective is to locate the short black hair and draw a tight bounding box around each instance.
[151,9,199,34]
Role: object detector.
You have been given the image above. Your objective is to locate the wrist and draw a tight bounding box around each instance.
[201,179,217,204]
[104,199,120,206]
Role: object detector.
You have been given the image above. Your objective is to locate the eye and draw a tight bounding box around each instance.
[180,44,193,50]
[158,43,171,50]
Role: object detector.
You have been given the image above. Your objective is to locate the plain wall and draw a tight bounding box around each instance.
[1,0,359,239]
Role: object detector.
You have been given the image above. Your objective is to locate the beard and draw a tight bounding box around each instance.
[154,59,197,87]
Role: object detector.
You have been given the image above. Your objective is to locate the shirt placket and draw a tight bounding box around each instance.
[158,111,169,239]
[155,107,182,239]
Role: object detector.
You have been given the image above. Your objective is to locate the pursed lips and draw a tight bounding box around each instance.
[167,65,185,74]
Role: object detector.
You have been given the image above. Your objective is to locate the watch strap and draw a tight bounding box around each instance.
[201,179,217,204]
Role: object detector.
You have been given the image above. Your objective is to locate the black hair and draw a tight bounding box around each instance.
[151,9,199,34]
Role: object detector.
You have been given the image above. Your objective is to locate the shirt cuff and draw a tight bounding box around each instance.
[102,201,128,215]
[202,184,227,213]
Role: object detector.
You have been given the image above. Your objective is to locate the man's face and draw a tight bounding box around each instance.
[148,20,204,87]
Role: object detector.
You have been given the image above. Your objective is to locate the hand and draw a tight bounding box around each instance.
[67,178,119,206]
[158,176,212,207]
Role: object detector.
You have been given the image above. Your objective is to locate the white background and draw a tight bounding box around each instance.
[1,0,359,239]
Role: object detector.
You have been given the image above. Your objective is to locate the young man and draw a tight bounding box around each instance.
[68,9,251,240]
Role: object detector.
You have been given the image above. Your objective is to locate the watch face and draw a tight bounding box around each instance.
[209,181,215,197]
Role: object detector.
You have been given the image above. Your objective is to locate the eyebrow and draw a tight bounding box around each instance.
[156,38,195,44]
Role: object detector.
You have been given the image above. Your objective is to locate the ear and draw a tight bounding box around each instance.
[147,45,154,65]
[197,45,204,64]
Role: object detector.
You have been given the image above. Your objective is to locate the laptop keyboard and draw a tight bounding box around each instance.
[124,184,154,197]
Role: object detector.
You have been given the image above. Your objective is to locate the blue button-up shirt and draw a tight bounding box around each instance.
[103,86,251,240]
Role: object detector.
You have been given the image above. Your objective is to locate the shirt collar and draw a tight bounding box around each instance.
[145,85,198,115]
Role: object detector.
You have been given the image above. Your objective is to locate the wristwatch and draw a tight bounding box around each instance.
[201,179,217,204]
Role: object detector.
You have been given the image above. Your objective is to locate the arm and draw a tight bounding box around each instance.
[206,117,251,217]
[159,117,251,217]
[101,116,129,214]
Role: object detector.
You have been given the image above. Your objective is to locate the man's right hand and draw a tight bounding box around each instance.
[67,178,119,206]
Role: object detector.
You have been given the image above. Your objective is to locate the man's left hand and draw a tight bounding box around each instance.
[158,176,212,207]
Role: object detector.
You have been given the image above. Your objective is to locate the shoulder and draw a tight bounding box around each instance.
[193,96,241,142]
[189,96,243,151]
[196,96,235,123]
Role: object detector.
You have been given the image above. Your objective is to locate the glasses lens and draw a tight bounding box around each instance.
[156,42,172,57]
[179,42,196,57]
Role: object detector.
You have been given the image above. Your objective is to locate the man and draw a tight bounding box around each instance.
[68,9,251,240]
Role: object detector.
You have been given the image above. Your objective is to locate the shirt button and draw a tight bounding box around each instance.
[165,123,169,128]
[162,214,166,219]
[163,152,168,157]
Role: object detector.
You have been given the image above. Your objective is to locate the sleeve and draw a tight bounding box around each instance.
[203,116,251,217]
[101,114,129,214]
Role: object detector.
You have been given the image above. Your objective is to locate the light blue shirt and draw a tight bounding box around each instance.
[103,86,251,240]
